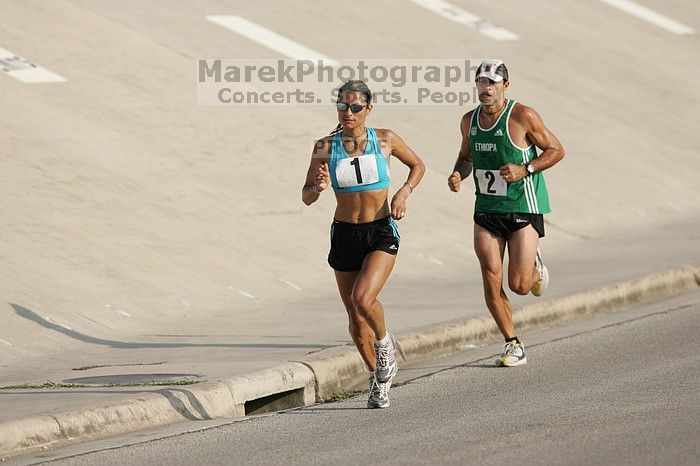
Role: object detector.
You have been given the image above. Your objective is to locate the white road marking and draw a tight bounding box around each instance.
[106,305,131,317]
[280,279,302,291]
[237,290,256,300]
[599,0,695,34]
[0,47,66,83]
[0,339,13,347]
[206,15,339,65]
[420,253,444,265]
[44,316,73,331]
[408,0,519,41]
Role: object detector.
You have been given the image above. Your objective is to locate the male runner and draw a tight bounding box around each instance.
[448,59,565,366]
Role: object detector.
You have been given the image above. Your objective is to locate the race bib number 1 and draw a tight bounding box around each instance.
[336,155,380,188]
[475,169,507,196]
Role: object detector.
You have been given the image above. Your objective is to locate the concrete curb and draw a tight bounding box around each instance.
[514,264,700,328]
[1,266,698,459]
[301,265,700,401]
[0,362,314,459]
[294,345,367,402]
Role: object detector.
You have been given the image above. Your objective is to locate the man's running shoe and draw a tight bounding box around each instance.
[375,333,398,382]
[531,247,549,297]
[367,373,391,409]
[495,341,527,367]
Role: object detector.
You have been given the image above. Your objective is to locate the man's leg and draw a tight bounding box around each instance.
[473,224,514,339]
[506,225,540,295]
[475,224,528,366]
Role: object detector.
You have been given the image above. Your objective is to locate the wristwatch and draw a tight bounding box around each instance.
[525,163,535,175]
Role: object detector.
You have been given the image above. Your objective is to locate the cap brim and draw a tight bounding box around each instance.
[475,73,504,82]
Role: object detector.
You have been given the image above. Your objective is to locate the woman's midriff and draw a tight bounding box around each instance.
[333,188,390,223]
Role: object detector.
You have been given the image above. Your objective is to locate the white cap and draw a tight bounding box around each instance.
[474,59,509,82]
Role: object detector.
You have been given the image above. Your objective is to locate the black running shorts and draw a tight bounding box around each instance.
[473,212,545,240]
[328,216,400,272]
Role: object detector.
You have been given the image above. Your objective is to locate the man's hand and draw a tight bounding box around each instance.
[448,171,462,192]
[499,163,527,183]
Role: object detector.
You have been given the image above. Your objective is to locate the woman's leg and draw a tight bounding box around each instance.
[352,251,397,381]
[351,251,397,342]
[333,251,397,373]
[334,269,376,370]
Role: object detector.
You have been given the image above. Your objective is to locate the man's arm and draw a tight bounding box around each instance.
[448,112,474,192]
[521,106,565,172]
[500,105,565,181]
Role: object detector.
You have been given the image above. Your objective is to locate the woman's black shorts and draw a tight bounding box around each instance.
[328,216,401,272]
[473,212,545,240]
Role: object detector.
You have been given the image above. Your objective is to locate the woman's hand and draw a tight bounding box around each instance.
[315,162,330,191]
[390,184,410,220]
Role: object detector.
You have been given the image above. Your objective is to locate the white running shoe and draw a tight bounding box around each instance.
[374,333,398,382]
[367,373,391,409]
[495,341,527,367]
[531,247,549,297]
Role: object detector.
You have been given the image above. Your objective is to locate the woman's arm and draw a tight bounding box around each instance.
[301,137,331,206]
[380,129,426,220]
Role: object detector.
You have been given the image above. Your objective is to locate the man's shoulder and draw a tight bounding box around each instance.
[510,101,538,122]
[461,107,478,121]
[460,108,479,130]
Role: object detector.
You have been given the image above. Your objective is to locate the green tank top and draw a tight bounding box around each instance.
[469,99,551,214]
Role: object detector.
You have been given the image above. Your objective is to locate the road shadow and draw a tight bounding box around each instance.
[156,387,212,421]
[0,389,154,396]
[0,388,216,422]
[9,303,332,350]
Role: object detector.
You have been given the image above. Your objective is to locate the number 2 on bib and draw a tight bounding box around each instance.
[475,169,507,196]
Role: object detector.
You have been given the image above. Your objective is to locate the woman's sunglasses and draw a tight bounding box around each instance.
[336,102,367,113]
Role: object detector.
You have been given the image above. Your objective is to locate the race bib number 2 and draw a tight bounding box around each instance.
[475,169,507,196]
[335,155,380,188]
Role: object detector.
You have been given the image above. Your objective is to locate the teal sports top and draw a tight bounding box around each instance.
[329,128,390,193]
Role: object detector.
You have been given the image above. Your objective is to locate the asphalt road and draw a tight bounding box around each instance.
[26,292,699,466]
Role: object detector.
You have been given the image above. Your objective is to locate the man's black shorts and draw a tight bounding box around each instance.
[328,216,400,272]
[473,212,545,240]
